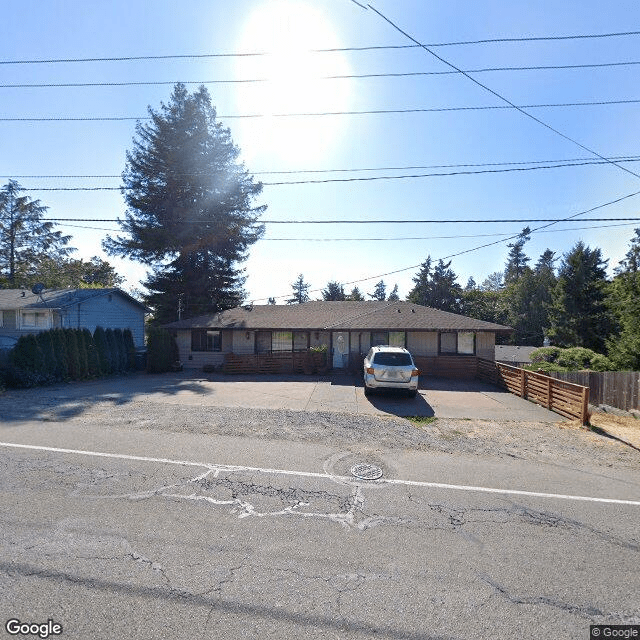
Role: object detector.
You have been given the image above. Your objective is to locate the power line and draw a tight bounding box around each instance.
[2,30,640,65]
[250,189,640,302]
[16,159,640,190]
[3,60,640,89]
[365,4,640,182]
[261,221,640,241]
[5,155,640,179]
[3,98,639,122]
[40,217,640,224]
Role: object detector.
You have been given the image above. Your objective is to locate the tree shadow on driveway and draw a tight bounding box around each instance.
[0,371,214,424]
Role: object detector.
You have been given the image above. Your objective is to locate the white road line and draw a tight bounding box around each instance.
[1,440,639,507]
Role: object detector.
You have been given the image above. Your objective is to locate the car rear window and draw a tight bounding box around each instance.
[372,352,412,366]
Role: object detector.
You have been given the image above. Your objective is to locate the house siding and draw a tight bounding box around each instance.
[58,295,145,347]
[232,330,255,355]
[477,332,496,360]
[407,331,438,356]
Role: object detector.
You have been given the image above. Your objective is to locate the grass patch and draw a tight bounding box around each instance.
[406,415,437,425]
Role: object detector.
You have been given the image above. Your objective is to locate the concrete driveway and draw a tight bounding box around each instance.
[12,371,561,422]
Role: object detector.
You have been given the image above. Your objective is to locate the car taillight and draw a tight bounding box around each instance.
[366,367,374,374]
[411,369,420,376]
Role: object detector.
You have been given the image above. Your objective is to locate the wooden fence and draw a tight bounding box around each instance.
[477,359,590,424]
[545,371,640,412]
[222,351,328,375]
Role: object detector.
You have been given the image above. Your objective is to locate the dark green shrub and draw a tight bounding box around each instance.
[52,328,69,381]
[93,326,109,375]
[6,334,47,387]
[83,328,100,377]
[146,327,179,373]
[64,329,81,379]
[527,346,614,372]
[113,329,127,373]
[35,331,57,383]
[104,329,118,374]
[123,329,136,371]
[75,329,89,379]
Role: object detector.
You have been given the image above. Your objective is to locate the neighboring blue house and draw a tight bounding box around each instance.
[0,288,149,347]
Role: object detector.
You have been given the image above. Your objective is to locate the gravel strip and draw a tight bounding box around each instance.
[2,388,638,471]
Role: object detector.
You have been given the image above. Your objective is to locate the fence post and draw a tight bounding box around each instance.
[581,386,590,425]
[546,375,552,409]
[520,367,526,398]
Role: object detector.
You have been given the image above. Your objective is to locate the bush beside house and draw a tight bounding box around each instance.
[146,328,180,373]
[1,326,137,389]
[526,346,614,372]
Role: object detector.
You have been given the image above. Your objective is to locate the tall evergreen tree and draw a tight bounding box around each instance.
[408,257,461,312]
[287,274,310,304]
[102,84,265,324]
[369,280,387,301]
[387,284,400,301]
[28,255,124,289]
[547,242,612,352]
[607,229,640,369]
[346,286,364,301]
[0,180,74,286]
[321,281,345,301]
[503,227,531,284]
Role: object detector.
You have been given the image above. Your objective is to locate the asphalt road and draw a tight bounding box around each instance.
[1,394,639,640]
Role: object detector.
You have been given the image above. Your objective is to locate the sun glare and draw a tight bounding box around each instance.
[235,1,352,165]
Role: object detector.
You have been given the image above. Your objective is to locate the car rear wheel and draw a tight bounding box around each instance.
[364,381,372,396]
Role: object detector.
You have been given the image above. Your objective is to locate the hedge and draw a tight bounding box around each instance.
[2,326,139,389]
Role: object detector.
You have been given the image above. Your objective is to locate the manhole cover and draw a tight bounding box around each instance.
[350,463,383,480]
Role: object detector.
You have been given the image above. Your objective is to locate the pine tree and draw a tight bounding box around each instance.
[387,284,400,301]
[288,274,311,304]
[547,242,612,352]
[607,229,640,368]
[504,227,531,285]
[407,257,432,306]
[0,180,74,286]
[408,257,461,312]
[103,84,265,324]
[346,286,364,301]
[321,281,345,301]
[369,280,386,301]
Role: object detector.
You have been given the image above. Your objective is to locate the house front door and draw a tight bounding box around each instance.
[332,332,349,368]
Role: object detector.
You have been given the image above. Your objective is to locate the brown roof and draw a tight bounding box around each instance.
[165,301,511,332]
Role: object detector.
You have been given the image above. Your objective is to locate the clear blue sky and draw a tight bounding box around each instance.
[2,0,639,302]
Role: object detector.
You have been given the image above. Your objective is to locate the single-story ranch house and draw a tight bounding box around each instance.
[0,288,149,348]
[165,301,512,378]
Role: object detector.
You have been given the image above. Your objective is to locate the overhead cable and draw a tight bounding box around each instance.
[3,60,640,88]
[2,29,640,65]
[4,155,640,179]
[3,97,640,122]
[365,4,640,181]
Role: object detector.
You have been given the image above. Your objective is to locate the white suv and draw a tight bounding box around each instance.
[363,345,420,397]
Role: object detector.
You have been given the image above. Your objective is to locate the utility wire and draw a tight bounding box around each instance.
[3,98,640,121]
[365,4,640,181]
[16,159,640,190]
[40,217,640,224]
[3,60,640,88]
[2,30,640,65]
[250,189,640,302]
[5,155,640,179]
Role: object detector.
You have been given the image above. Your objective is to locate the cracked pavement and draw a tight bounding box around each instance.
[0,385,639,639]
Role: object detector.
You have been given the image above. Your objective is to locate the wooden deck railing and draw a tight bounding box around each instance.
[477,358,590,424]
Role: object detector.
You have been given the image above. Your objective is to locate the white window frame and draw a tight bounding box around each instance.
[20,310,52,330]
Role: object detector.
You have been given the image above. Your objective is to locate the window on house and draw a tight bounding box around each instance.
[439,332,457,354]
[371,331,388,346]
[272,331,293,352]
[293,331,309,351]
[191,329,221,352]
[21,312,49,328]
[458,332,475,355]
[389,331,406,348]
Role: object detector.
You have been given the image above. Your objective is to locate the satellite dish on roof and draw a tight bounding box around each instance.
[31,283,45,295]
